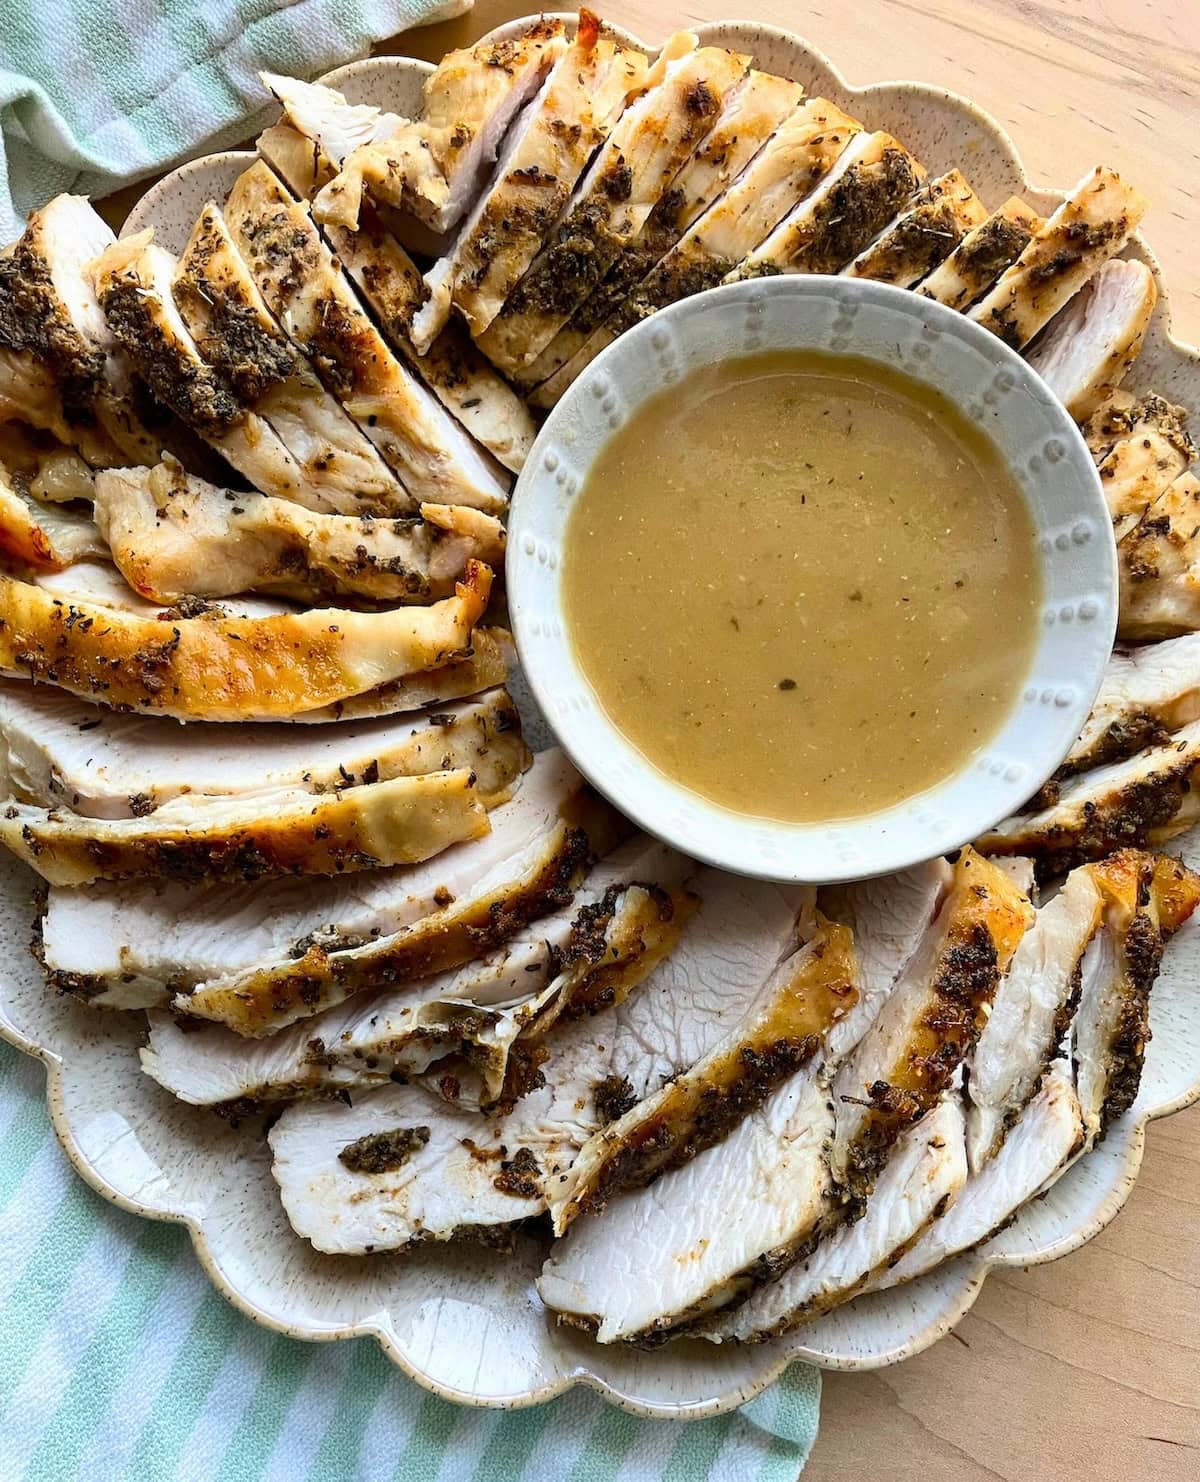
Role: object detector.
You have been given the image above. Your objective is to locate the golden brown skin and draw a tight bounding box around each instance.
[0,561,491,721]
[0,768,489,886]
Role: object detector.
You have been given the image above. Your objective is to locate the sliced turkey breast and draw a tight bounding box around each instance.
[875,1057,1082,1290]
[141,837,688,1109]
[548,912,859,1235]
[0,195,159,465]
[709,1096,967,1341]
[2,767,488,885]
[966,866,1102,1171]
[0,558,490,720]
[537,1065,834,1343]
[0,470,104,568]
[92,460,504,604]
[28,557,281,617]
[0,684,526,818]
[173,203,403,515]
[91,233,309,501]
[256,121,536,475]
[729,131,925,281]
[819,857,953,1061]
[1074,850,1200,1144]
[175,762,625,1035]
[224,162,508,512]
[1096,392,1195,540]
[830,848,1032,1204]
[970,167,1147,349]
[313,20,569,234]
[41,748,594,1007]
[1026,258,1156,420]
[423,15,649,339]
[413,22,659,355]
[915,197,1041,311]
[476,35,751,374]
[525,96,862,402]
[842,170,987,286]
[269,868,810,1252]
[1059,634,1200,778]
[1119,473,1200,639]
[977,722,1200,877]
[522,68,802,398]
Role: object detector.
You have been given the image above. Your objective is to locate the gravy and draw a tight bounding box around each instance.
[562,350,1042,823]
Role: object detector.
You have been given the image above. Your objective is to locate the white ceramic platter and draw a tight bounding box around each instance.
[4,14,1200,1420]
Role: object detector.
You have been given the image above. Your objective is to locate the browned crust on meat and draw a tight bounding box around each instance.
[0,563,490,720]
[338,1125,430,1173]
[0,237,105,422]
[983,745,1200,880]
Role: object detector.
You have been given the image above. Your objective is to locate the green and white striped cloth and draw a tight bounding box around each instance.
[1,1041,821,1480]
[0,0,471,241]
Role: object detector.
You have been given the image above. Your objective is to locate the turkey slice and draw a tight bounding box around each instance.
[537,1063,835,1343]
[0,195,159,465]
[977,722,1200,877]
[0,558,490,719]
[1026,258,1156,420]
[1119,472,1200,639]
[522,67,802,398]
[709,1096,967,1341]
[313,20,568,233]
[173,203,403,514]
[413,25,658,356]
[255,120,536,474]
[412,16,649,339]
[915,196,1041,311]
[830,848,1032,1204]
[176,785,626,1035]
[1074,850,1200,1145]
[223,162,508,512]
[970,166,1147,349]
[141,837,687,1108]
[874,1058,1082,1290]
[476,35,751,374]
[0,470,104,568]
[1096,392,1194,540]
[965,866,1102,1171]
[1,767,488,885]
[269,867,810,1252]
[1083,388,1137,457]
[93,459,504,604]
[544,98,863,394]
[729,131,925,281]
[547,912,859,1235]
[842,170,987,286]
[0,683,526,818]
[40,748,590,1007]
[1058,634,1200,778]
[91,233,309,500]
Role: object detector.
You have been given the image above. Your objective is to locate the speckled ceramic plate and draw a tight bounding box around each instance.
[4,15,1200,1419]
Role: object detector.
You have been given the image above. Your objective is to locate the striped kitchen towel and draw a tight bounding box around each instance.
[0,0,471,242]
[0,1038,821,1480]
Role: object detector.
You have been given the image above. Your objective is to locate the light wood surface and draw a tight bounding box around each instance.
[396,5,1200,1478]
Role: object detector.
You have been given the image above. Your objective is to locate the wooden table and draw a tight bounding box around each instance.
[397,6,1200,1478]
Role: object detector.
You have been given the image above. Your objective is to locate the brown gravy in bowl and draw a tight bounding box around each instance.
[562,350,1042,824]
